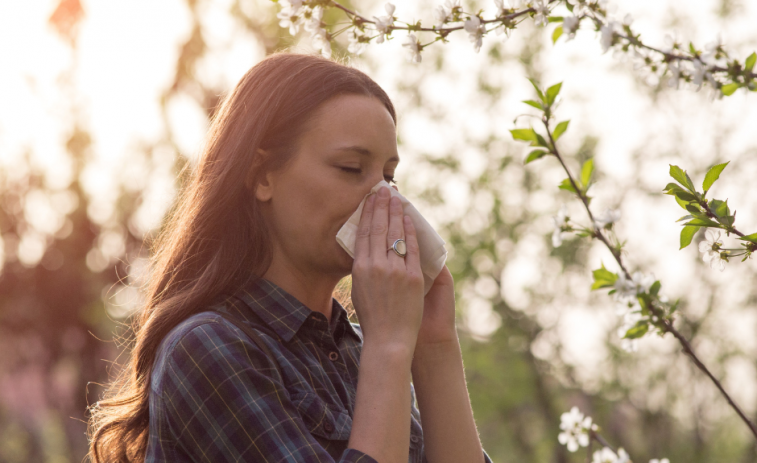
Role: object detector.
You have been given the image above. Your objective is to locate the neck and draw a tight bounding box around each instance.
[262,252,342,321]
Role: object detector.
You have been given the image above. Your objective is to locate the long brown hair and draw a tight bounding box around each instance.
[88,51,396,462]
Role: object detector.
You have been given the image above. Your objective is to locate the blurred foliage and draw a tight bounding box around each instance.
[2,0,756,462]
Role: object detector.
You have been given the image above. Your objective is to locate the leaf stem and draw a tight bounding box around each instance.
[542,116,757,440]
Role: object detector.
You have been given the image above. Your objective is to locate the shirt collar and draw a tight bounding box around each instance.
[234,277,362,344]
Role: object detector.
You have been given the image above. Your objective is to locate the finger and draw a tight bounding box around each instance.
[386,196,405,264]
[354,194,375,259]
[370,186,391,259]
[403,215,421,274]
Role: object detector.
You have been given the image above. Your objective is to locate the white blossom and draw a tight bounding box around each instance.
[692,60,713,90]
[698,229,726,271]
[702,34,724,64]
[372,3,395,43]
[532,0,550,27]
[662,32,680,54]
[593,447,631,463]
[307,8,331,60]
[557,406,597,452]
[612,273,636,302]
[494,0,522,14]
[600,20,618,53]
[402,33,422,63]
[566,0,586,16]
[347,29,368,55]
[650,459,671,463]
[434,0,460,28]
[562,15,579,40]
[594,208,621,228]
[463,15,485,53]
[551,205,571,247]
[613,271,654,303]
[304,5,323,35]
[666,61,681,89]
[277,2,306,36]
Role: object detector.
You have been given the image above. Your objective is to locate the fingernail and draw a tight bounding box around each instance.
[378,186,390,198]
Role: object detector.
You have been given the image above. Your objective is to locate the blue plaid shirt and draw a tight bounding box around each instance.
[145,277,492,462]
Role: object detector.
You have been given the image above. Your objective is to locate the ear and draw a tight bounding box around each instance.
[249,148,274,202]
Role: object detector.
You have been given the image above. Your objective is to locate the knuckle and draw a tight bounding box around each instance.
[405,239,420,254]
[370,222,388,235]
[357,223,371,237]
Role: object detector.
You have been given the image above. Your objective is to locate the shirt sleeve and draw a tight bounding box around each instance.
[156,319,377,463]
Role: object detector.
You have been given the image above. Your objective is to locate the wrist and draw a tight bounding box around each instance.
[411,339,462,373]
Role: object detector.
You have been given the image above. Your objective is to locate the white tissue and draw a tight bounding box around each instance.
[336,180,447,294]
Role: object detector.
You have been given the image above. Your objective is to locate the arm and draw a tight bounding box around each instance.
[347,188,426,463]
[411,339,488,463]
[348,341,415,462]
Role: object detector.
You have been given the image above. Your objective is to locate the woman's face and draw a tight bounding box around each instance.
[256,93,399,279]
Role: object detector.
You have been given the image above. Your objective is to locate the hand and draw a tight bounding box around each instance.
[350,186,425,350]
[387,185,458,349]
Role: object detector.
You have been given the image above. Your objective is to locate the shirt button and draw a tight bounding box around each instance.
[324,421,334,433]
[328,351,339,361]
[410,435,420,443]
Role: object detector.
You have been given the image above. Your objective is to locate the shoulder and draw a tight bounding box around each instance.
[151,309,278,393]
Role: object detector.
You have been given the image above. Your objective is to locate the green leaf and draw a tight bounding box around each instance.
[649,280,661,296]
[522,100,543,110]
[552,25,563,44]
[623,320,650,339]
[662,182,680,193]
[685,204,700,214]
[684,217,721,227]
[547,16,564,23]
[528,78,545,102]
[738,233,757,243]
[669,165,696,192]
[709,199,729,218]
[591,266,618,290]
[676,214,693,223]
[674,190,697,202]
[553,120,570,140]
[566,2,574,12]
[558,178,577,193]
[525,150,548,164]
[534,133,550,149]
[580,159,594,190]
[722,82,740,96]
[746,52,757,71]
[702,161,729,192]
[674,195,690,210]
[546,82,563,106]
[510,128,537,141]
[637,295,649,316]
[680,225,699,249]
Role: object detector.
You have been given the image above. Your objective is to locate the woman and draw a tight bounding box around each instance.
[88,51,492,463]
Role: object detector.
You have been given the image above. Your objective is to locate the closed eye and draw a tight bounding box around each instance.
[339,167,396,184]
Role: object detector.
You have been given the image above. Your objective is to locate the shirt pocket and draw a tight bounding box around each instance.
[290,391,353,441]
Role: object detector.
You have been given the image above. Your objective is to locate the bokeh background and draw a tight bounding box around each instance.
[2,0,757,461]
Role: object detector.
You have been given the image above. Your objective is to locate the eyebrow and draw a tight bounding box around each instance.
[335,145,400,163]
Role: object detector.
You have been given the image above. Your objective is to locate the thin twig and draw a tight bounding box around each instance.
[542,117,757,440]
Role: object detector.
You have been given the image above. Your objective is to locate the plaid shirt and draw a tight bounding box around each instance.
[146,277,492,463]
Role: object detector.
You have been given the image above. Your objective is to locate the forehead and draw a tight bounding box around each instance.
[300,94,399,161]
